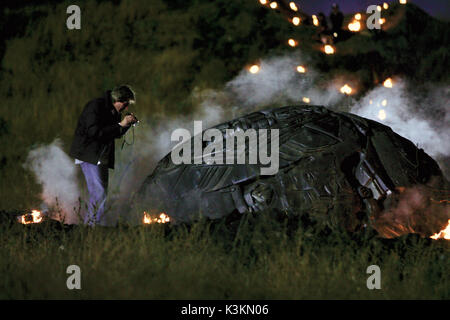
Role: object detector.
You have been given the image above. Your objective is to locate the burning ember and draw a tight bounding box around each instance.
[289,1,298,11]
[269,2,278,9]
[348,20,361,32]
[430,219,450,240]
[400,0,407,4]
[324,45,335,55]
[292,17,301,26]
[18,210,43,224]
[259,0,267,5]
[288,39,298,47]
[354,13,362,20]
[383,2,389,10]
[379,18,386,25]
[143,212,170,224]
[302,97,310,103]
[377,109,387,120]
[312,15,319,26]
[296,65,306,73]
[383,78,393,88]
[340,84,353,95]
[249,65,260,74]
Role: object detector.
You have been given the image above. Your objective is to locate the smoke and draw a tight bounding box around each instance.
[24,139,81,224]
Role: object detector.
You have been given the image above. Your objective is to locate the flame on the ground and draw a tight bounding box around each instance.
[288,39,298,47]
[340,84,353,95]
[324,45,335,54]
[430,219,450,240]
[383,3,389,10]
[249,65,260,74]
[296,65,306,73]
[302,97,310,103]
[377,5,382,12]
[143,212,170,224]
[379,18,386,25]
[348,20,361,32]
[400,0,407,4]
[289,2,298,11]
[312,15,319,26]
[270,2,278,9]
[383,78,393,88]
[18,210,43,224]
[382,99,387,106]
[354,13,362,21]
[292,17,300,26]
[259,0,267,5]
[378,109,387,120]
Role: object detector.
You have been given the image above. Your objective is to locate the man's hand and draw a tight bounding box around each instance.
[119,114,137,127]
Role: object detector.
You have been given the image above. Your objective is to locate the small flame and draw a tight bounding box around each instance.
[383,2,389,10]
[143,212,171,224]
[312,15,319,26]
[19,210,43,224]
[348,20,361,32]
[381,99,387,106]
[270,2,278,9]
[259,0,267,5]
[296,65,306,73]
[288,39,298,47]
[302,97,310,103]
[430,219,450,240]
[379,18,386,25]
[289,1,298,11]
[292,17,301,26]
[399,0,407,4]
[377,5,382,12]
[324,45,335,54]
[249,65,260,74]
[378,109,387,120]
[354,13,362,20]
[340,84,353,95]
[383,78,393,88]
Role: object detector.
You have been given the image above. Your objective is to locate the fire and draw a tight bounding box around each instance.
[288,39,298,47]
[379,18,386,25]
[312,15,319,26]
[324,45,335,54]
[18,210,43,224]
[269,2,278,9]
[302,97,310,103]
[381,99,387,106]
[143,212,171,224]
[430,219,450,240]
[354,13,362,20]
[292,17,301,26]
[289,2,298,11]
[249,65,260,74]
[377,5,382,12]
[296,65,306,73]
[348,20,361,32]
[340,84,353,95]
[378,109,387,120]
[259,0,267,5]
[383,2,389,10]
[399,0,407,4]
[383,78,393,88]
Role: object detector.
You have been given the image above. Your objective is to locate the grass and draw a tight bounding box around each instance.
[0,211,448,299]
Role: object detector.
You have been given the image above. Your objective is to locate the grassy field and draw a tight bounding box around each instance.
[0,211,448,299]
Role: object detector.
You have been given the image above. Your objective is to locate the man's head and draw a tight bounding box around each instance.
[111,85,136,113]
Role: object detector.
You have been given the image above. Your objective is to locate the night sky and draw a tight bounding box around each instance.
[295,0,450,20]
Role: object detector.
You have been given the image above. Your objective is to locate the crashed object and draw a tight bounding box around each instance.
[135,105,449,238]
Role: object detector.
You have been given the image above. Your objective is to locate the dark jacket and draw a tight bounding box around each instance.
[69,90,129,169]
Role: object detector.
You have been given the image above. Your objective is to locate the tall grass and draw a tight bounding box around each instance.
[0,212,448,299]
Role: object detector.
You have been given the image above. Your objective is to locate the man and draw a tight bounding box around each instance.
[329,3,344,35]
[69,85,138,226]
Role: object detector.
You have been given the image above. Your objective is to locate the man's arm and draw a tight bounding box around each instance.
[83,102,127,142]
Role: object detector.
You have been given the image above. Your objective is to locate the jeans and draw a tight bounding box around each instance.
[80,162,109,226]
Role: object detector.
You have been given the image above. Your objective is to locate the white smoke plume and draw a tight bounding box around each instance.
[24,138,81,224]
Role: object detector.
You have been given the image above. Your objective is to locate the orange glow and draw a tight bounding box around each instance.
[354,13,362,20]
[292,17,301,26]
[259,0,267,4]
[143,212,171,224]
[399,0,407,4]
[348,20,361,32]
[296,65,306,73]
[377,5,382,12]
[324,45,335,54]
[289,2,298,11]
[288,39,298,47]
[383,78,393,88]
[383,2,389,9]
[19,210,43,224]
[249,65,260,74]
[340,84,353,95]
[302,97,310,103]
[270,2,278,9]
[430,219,450,240]
[312,15,319,26]
[379,18,386,25]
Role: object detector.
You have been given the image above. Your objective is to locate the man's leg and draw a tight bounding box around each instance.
[80,162,109,226]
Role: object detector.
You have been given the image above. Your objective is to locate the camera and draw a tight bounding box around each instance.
[126,112,139,126]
